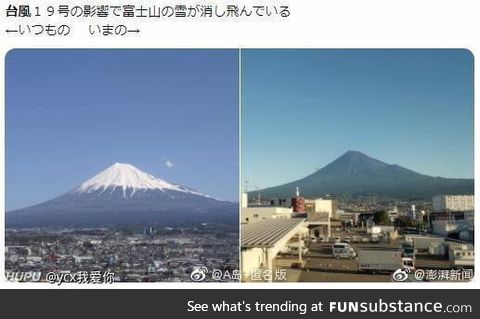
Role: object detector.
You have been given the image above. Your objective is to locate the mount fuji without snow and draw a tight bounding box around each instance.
[253,151,474,199]
[7,163,237,227]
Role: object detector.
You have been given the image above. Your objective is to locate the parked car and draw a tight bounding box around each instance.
[332,243,356,259]
[280,243,308,255]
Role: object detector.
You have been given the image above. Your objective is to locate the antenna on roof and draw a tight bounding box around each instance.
[244,180,249,193]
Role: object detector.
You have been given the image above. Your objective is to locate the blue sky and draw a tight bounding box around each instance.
[6,49,239,210]
[242,49,474,190]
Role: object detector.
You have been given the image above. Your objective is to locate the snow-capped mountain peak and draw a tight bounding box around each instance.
[75,162,206,198]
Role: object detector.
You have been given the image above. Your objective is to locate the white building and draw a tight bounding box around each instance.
[432,219,474,242]
[242,206,293,224]
[367,225,396,235]
[306,212,331,239]
[241,218,307,281]
[448,242,474,268]
[241,192,249,208]
[432,195,474,213]
[304,198,337,218]
[241,192,294,223]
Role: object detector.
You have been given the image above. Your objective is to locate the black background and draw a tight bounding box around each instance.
[0,289,476,318]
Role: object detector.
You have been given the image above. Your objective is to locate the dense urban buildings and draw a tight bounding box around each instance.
[241,189,474,282]
[6,224,238,282]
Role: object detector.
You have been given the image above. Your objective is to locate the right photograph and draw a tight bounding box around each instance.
[240,49,474,283]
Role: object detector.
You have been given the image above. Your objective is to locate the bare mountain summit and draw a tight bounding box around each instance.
[253,151,473,199]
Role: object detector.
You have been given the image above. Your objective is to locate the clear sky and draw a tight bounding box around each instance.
[241,49,474,190]
[7,49,239,210]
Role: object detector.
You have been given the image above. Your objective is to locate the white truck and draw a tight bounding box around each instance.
[358,249,415,273]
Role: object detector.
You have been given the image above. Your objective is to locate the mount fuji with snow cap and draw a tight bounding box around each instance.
[7,163,237,227]
[76,163,211,199]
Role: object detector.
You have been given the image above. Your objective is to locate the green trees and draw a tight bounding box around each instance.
[373,210,391,226]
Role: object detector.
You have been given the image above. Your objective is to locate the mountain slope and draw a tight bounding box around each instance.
[254,151,473,199]
[7,163,237,227]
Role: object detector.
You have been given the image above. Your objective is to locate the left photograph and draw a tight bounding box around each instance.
[5,49,239,283]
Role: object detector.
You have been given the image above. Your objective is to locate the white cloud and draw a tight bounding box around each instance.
[165,159,174,168]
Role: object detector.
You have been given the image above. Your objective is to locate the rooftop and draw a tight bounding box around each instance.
[241,218,305,248]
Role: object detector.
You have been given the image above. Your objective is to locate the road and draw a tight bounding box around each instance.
[275,236,460,282]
